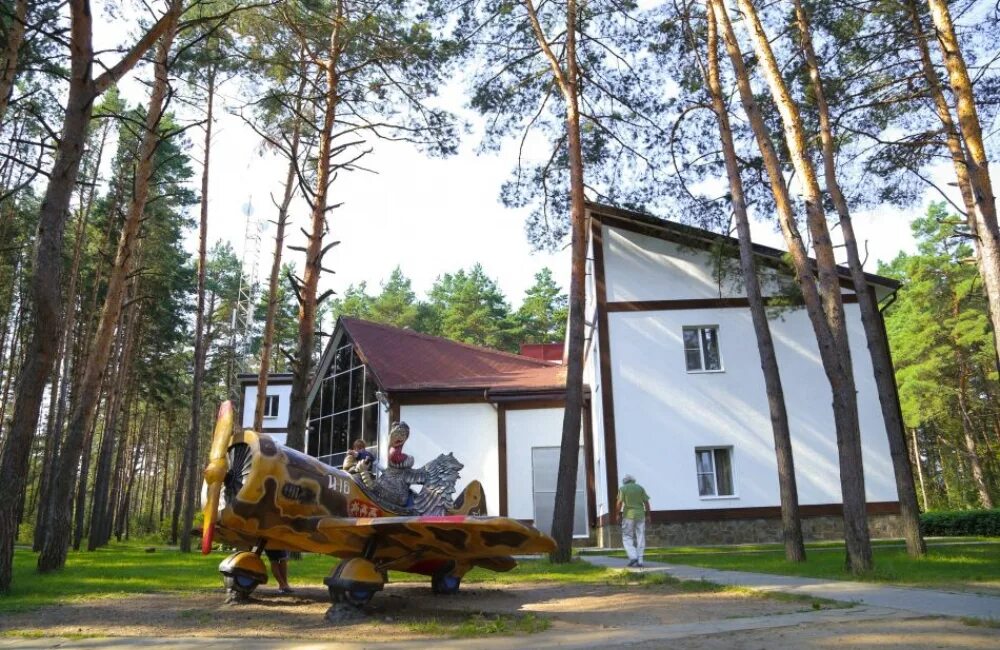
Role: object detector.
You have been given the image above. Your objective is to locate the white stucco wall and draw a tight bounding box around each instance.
[602,226,792,302]
[504,408,584,522]
[606,303,898,511]
[241,383,292,433]
[398,403,500,516]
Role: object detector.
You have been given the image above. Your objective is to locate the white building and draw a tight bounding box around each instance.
[236,373,293,446]
[238,203,904,546]
[583,204,901,545]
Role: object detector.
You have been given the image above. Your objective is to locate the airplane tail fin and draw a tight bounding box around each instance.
[449,480,487,516]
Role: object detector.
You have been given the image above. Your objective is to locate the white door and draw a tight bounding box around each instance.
[531,446,588,537]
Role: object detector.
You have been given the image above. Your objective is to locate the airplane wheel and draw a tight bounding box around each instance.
[329,585,376,608]
[431,573,461,595]
[324,558,383,608]
[224,572,261,598]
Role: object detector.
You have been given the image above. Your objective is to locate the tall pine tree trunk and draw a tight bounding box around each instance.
[38,2,181,572]
[180,61,215,552]
[254,88,304,432]
[713,0,872,572]
[925,0,1000,369]
[791,0,925,558]
[0,0,28,129]
[704,5,804,561]
[287,3,345,452]
[519,0,585,562]
[34,121,108,552]
[730,0,872,573]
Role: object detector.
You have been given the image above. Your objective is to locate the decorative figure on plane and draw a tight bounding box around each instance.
[357,422,463,516]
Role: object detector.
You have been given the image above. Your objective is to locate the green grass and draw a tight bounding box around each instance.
[0,544,339,613]
[609,538,1000,589]
[0,546,616,614]
[405,613,550,637]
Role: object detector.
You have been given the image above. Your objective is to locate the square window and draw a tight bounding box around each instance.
[263,395,279,418]
[683,326,723,372]
[695,447,735,497]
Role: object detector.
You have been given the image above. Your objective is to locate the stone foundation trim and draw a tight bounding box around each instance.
[597,513,903,548]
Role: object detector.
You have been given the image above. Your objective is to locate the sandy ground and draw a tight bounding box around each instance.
[3,581,998,648]
[0,580,819,640]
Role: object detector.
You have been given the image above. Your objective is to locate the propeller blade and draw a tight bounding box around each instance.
[201,401,234,555]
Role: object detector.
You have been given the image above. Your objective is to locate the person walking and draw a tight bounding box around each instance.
[616,474,651,568]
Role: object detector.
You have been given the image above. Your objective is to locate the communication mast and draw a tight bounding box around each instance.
[227,196,264,396]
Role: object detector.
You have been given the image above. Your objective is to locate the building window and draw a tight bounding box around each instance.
[531,446,588,538]
[306,341,380,465]
[263,395,279,419]
[696,447,735,497]
[683,326,722,372]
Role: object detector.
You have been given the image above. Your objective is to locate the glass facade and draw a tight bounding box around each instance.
[306,339,380,466]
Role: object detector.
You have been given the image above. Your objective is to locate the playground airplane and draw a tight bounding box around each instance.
[200,402,556,607]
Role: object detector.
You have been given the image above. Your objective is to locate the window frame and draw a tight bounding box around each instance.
[262,394,280,419]
[694,446,737,500]
[683,325,724,374]
[307,342,381,464]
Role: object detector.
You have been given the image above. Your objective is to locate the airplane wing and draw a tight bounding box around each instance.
[316,514,557,562]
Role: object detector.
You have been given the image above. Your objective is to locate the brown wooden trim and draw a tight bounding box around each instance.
[607,294,859,313]
[595,501,901,526]
[257,426,288,434]
[583,403,596,528]
[500,399,566,410]
[592,217,620,499]
[389,401,400,427]
[393,392,489,405]
[498,404,508,517]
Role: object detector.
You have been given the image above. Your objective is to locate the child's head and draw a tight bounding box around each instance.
[352,439,366,451]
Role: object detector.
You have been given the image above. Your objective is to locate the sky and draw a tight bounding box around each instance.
[92,3,946,318]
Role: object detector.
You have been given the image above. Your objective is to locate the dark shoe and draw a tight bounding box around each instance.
[278,587,294,594]
[627,559,638,567]
[636,562,643,568]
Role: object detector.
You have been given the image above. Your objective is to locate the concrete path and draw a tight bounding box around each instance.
[582,554,1000,620]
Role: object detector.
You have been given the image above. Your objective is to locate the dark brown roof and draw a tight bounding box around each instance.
[588,202,901,290]
[340,318,567,394]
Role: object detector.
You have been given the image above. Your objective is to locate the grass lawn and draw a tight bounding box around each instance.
[602,538,1000,591]
[0,544,616,613]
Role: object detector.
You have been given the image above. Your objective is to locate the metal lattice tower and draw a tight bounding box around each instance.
[228,197,264,396]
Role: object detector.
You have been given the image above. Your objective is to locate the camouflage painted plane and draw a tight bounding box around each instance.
[201,402,556,607]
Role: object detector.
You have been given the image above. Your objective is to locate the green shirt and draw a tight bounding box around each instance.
[617,483,649,521]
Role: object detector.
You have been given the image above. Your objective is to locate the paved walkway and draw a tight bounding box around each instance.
[582,554,1000,620]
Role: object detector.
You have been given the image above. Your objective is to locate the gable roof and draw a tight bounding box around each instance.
[330,318,567,395]
[588,202,901,290]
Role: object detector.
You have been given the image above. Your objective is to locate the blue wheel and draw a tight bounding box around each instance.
[329,585,375,608]
[223,572,261,597]
[432,573,461,595]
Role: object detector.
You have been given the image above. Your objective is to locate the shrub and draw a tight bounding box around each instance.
[919,509,1000,537]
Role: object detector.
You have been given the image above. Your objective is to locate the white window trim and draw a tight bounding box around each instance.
[695,446,738,500]
[684,325,725,374]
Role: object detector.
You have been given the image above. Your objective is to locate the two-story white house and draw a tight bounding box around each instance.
[583,203,902,546]
[237,202,904,546]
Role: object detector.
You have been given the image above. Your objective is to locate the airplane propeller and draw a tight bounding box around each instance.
[201,400,234,554]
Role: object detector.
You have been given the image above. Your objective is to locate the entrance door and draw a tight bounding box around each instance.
[531,446,588,537]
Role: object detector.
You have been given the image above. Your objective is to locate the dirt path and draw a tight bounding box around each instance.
[4,580,997,648]
[0,580,817,641]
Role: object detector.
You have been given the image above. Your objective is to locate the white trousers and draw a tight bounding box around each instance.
[621,518,646,561]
